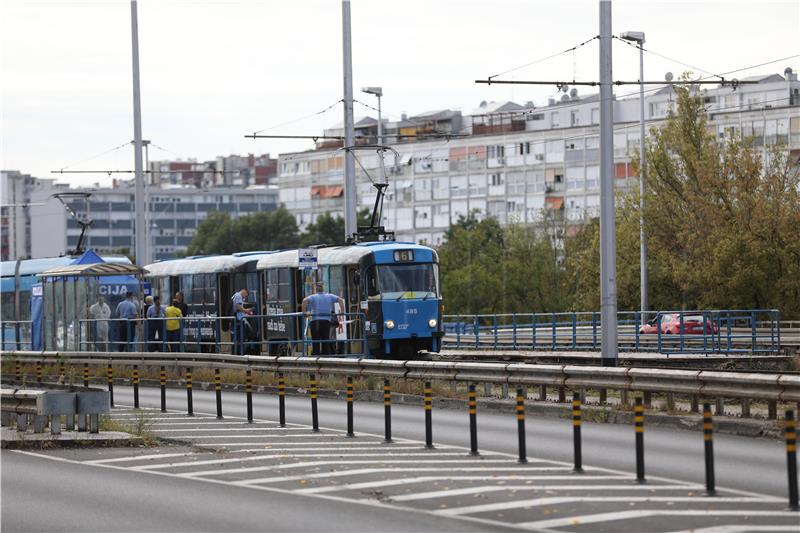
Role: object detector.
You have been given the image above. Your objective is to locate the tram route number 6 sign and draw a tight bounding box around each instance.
[298,248,318,270]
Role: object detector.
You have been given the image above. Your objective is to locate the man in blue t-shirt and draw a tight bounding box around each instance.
[301,282,345,356]
[115,292,138,352]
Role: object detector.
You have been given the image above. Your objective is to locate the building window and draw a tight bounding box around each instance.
[571,111,581,126]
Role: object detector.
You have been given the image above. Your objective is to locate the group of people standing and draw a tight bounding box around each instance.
[87,290,188,352]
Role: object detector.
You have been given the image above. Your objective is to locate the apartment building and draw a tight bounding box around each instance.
[148,153,278,188]
[276,69,800,245]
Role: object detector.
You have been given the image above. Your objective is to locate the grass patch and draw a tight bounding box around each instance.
[100,410,157,446]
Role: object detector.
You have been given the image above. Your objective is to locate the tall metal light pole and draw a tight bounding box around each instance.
[620,30,647,323]
[341,0,357,239]
[130,0,148,265]
[361,86,384,183]
[599,0,618,365]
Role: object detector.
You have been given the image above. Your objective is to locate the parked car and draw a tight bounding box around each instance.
[638,313,718,335]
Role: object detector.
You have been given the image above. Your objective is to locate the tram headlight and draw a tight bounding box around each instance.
[428,319,437,328]
[385,320,395,330]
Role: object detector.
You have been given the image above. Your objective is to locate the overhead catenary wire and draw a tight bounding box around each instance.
[250,99,343,136]
[612,35,722,80]
[57,141,131,172]
[487,35,599,80]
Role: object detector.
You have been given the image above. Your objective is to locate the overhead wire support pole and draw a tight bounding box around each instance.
[130,0,148,266]
[341,0,357,240]
[599,0,618,366]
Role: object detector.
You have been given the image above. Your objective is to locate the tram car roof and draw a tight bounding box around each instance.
[1,255,132,278]
[255,242,437,270]
[144,251,275,277]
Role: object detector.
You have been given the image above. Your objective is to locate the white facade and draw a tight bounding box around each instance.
[276,72,800,245]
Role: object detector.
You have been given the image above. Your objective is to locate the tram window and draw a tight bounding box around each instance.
[328,267,345,300]
[365,267,379,299]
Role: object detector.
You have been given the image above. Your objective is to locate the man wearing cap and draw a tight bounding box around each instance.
[302,282,344,356]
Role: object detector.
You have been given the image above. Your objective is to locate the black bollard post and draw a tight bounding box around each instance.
[635,396,646,482]
[83,363,89,388]
[107,364,114,408]
[703,403,716,495]
[786,410,798,510]
[383,379,392,443]
[516,387,527,464]
[346,376,354,437]
[15,361,21,382]
[214,368,223,419]
[573,392,583,472]
[36,361,42,385]
[278,373,286,427]
[160,366,167,412]
[186,368,193,416]
[132,365,140,408]
[468,384,478,456]
[424,381,433,449]
[310,374,319,432]
[246,368,253,423]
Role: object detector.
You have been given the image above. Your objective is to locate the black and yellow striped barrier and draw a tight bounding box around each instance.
[346,376,354,437]
[214,368,222,419]
[516,387,527,464]
[185,368,193,416]
[634,396,645,482]
[468,383,478,455]
[245,368,253,423]
[83,363,89,388]
[703,403,716,494]
[424,381,433,449]
[36,361,42,384]
[309,374,319,432]
[383,379,392,443]
[573,392,583,472]
[132,365,140,408]
[277,372,286,426]
[15,361,21,381]
[106,363,114,407]
[160,366,167,412]
[786,410,798,509]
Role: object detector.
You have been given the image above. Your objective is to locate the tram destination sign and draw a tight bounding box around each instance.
[298,248,318,270]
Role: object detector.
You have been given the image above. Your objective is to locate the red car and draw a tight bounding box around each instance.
[639,313,718,335]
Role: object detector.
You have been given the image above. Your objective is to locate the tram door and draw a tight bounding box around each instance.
[346,266,362,354]
[218,273,231,352]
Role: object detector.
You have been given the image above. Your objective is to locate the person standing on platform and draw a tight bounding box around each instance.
[146,296,165,352]
[115,292,138,352]
[89,296,111,352]
[174,291,189,317]
[230,289,252,355]
[164,299,183,352]
[302,282,344,356]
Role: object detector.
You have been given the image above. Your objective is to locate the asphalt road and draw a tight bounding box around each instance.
[120,384,787,496]
[2,385,796,533]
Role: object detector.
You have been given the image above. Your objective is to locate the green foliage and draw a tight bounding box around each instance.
[438,211,571,315]
[300,208,371,246]
[566,84,800,317]
[186,206,300,255]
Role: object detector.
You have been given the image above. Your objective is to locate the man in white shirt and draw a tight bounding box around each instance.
[89,296,111,352]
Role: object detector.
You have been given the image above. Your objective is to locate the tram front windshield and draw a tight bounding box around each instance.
[374,263,438,300]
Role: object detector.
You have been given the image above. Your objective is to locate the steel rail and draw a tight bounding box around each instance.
[3,351,799,402]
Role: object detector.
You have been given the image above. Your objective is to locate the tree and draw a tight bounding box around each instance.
[299,208,371,246]
[565,83,800,317]
[186,206,300,255]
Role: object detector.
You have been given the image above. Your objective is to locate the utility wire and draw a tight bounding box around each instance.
[58,141,131,171]
[613,36,721,79]
[251,99,343,135]
[488,35,599,80]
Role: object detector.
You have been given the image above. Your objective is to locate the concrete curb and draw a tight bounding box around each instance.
[0,427,143,449]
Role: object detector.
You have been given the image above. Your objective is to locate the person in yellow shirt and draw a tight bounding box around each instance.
[164,299,183,352]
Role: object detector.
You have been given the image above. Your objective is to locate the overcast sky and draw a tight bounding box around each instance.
[2,0,798,187]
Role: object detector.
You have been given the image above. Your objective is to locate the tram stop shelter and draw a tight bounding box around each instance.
[38,260,149,351]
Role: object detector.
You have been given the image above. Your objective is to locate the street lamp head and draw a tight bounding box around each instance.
[361,86,383,97]
[620,31,645,44]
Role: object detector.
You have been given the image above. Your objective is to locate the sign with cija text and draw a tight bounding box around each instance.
[298,248,318,270]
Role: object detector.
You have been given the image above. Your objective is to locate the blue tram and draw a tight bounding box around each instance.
[256,241,443,358]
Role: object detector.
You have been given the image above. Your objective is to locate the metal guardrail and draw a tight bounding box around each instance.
[0,386,110,434]
[443,309,787,355]
[3,350,799,402]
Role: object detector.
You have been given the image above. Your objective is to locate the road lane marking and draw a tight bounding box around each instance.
[517,510,800,530]
[389,484,706,502]
[667,527,800,533]
[84,452,210,464]
[436,496,785,516]
[185,459,518,478]
[132,452,483,472]
[235,471,629,486]
[293,470,599,493]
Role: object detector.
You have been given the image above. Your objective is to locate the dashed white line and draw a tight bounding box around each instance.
[388,484,706,502]
[435,496,785,516]
[517,510,800,530]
